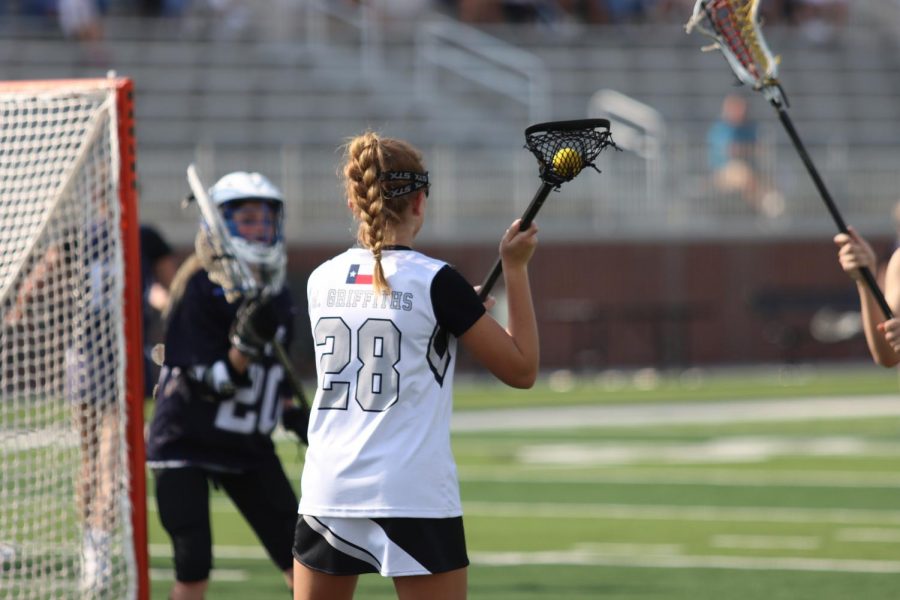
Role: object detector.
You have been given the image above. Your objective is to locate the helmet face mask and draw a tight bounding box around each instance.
[222,200,283,254]
[207,171,287,295]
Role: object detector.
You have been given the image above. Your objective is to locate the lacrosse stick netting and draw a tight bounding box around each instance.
[685,0,893,319]
[525,118,617,187]
[685,0,785,106]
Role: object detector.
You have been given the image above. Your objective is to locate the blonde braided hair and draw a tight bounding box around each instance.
[342,131,426,295]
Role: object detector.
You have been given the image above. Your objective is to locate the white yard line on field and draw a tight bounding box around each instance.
[462,501,900,525]
[514,437,900,467]
[710,534,821,550]
[451,395,900,432]
[150,543,267,560]
[149,567,248,581]
[835,528,900,543]
[457,468,900,488]
[470,549,900,574]
[149,543,900,575]
[146,498,900,525]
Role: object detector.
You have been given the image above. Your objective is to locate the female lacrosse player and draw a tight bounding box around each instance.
[5,210,123,596]
[292,132,539,600]
[146,171,309,600]
[834,226,900,366]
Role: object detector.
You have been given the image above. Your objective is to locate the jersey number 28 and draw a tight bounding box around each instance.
[314,317,400,412]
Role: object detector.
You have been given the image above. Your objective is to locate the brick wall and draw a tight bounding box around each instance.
[270,237,889,372]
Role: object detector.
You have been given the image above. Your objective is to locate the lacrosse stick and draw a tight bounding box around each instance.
[477,118,617,299]
[427,119,616,384]
[685,0,893,320]
[184,164,311,412]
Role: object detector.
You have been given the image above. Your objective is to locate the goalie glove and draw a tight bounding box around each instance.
[230,296,279,358]
[189,359,248,401]
[281,404,309,446]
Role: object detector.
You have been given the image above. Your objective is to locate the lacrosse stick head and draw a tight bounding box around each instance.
[685,0,786,105]
[524,119,617,186]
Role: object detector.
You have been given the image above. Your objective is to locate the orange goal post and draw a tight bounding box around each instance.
[0,76,148,600]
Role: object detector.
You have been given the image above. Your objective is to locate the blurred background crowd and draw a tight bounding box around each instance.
[0,0,854,53]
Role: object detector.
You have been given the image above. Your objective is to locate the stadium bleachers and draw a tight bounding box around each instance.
[2,4,900,244]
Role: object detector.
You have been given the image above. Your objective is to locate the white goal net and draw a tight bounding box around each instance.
[0,79,145,600]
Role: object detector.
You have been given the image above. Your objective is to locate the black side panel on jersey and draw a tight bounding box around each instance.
[427,265,485,386]
[430,265,485,337]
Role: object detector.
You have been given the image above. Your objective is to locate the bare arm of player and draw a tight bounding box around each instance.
[834,227,900,366]
[5,245,61,324]
[228,346,252,374]
[460,220,539,389]
[875,251,900,363]
[147,253,179,312]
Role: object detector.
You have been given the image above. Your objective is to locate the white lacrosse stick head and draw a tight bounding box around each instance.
[685,0,785,105]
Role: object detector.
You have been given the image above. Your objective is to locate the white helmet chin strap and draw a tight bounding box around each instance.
[230,236,286,296]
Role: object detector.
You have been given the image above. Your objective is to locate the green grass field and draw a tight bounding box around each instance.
[147,365,900,599]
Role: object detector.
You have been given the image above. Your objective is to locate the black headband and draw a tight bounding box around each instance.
[380,171,429,199]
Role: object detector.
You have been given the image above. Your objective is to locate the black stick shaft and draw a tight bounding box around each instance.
[272,338,311,412]
[773,102,893,320]
[478,181,554,300]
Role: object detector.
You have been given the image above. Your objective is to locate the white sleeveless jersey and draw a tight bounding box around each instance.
[300,247,461,518]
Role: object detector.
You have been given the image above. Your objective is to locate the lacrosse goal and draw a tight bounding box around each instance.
[0,78,148,599]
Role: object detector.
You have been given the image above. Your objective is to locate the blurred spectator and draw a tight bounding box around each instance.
[794,0,847,44]
[654,0,697,23]
[603,0,658,23]
[453,0,569,24]
[19,0,56,15]
[138,0,162,15]
[140,224,178,398]
[139,0,192,17]
[367,0,433,20]
[501,0,562,24]
[707,93,784,218]
[205,0,253,37]
[57,0,109,65]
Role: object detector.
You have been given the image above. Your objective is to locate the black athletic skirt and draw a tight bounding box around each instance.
[293,515,469,577]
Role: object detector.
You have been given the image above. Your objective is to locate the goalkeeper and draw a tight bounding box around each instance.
[146,171,309,600]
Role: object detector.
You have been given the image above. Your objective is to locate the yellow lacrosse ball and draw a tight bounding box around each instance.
[552,147,581,177]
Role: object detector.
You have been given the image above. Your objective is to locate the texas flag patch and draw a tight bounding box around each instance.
[345,264,373,285]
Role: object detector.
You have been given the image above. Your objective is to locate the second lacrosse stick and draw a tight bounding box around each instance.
[685,0,893,319]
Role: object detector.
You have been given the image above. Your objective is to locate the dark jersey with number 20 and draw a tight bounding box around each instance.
[146,268,295,472]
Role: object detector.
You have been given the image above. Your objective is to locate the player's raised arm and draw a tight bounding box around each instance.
[834,227,900,366]
[460,219,539,389]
